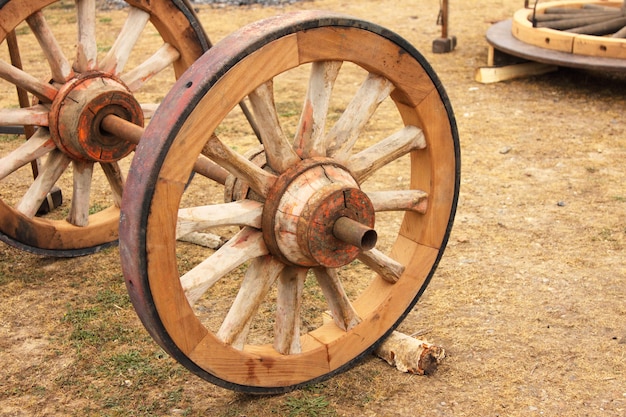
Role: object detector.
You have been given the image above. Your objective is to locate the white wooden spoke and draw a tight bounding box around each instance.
[16,149,70,218]
[247,81,300,173]
[75,0,97,72]
[0,105,49,127]
[216,256,284,350]
[26,11,73,83]
[294,61,342,158]
[358,249,405,284]
[273,266,306,355]
[313,267,361,331]
[201,135,276,198]
[141,103,159,119]
[368,189,428,214]
[347,125,426,183]
[325,73,394,161]
[99,6,151,75]
[100,162,125,207]
[120,43,180,92]
[0,59,57,102]
[0,129,54,180]
[66,161,93,226]
[176,200,263,239]
[181,227,269,305]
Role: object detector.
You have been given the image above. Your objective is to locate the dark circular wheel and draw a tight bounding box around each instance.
[120,10,460,393]
[0,0,209,256]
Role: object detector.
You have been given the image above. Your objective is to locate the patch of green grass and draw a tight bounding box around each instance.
[283,393,337,417]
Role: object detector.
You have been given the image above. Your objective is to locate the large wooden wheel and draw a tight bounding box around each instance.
[0,0,208,256]
[512,1,626,59]
[120,11,460,393]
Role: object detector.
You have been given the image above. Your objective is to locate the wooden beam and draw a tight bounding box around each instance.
[475,61,558,84]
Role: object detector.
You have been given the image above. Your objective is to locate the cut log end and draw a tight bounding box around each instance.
[374,331,446,375]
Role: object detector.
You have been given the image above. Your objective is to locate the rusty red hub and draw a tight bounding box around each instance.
[49,72,142,163]
[262,157,376,268]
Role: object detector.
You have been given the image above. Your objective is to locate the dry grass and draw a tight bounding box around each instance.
[1,0,625,416]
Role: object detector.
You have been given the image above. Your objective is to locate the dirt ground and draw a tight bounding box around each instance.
[1,0,625,416]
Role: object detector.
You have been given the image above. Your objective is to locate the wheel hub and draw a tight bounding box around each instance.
[262,158,376,268]
[49,72,142,162]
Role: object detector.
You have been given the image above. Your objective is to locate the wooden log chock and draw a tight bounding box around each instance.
[374,331,446,375]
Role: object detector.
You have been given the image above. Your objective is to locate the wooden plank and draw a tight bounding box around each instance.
[475,62,558,84]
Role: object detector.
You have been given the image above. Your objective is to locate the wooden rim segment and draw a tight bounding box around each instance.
[512,1,626,59]
[120,11,460,393]
[0,0,208,256]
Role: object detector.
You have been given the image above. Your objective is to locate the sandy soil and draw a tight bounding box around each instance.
[0,0,624,416]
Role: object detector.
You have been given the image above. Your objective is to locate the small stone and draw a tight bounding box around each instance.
[499,146,512,154]
[557,201,566,207]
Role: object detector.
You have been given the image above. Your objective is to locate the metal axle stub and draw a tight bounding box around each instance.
[49,72,143,163]
[263,157,376,268]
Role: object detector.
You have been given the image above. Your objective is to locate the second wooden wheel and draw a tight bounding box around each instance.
[120,11,460,393]
[0,0,208,256]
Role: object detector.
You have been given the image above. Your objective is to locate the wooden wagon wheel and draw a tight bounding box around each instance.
[0,0,208,256]
[120,10,460,393]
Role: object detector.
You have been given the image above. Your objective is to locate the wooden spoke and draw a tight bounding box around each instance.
[141,103,159,119]
[347,126,426,183]
[0,129,54,181]
[176,200,263,239]
[325,73,394,162]
[75,0,97,72]
[120,43,181,92]
[16,149,71,218]
[100,162,125,207]
[67,161,94,227]
[313,267,361,331]
[273,266,306,355]
[0,59,57,102]
[26,11,73,83]
[358,249,405,283]
[201,135,277,197]
[247,81,300,173]
[294,61,342,158]
[181,227,269,305]
[216,256,284,350]
[193,155,229,185]
[368,189,428,214]
[0,105,49,127]
[99,6,151,75]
